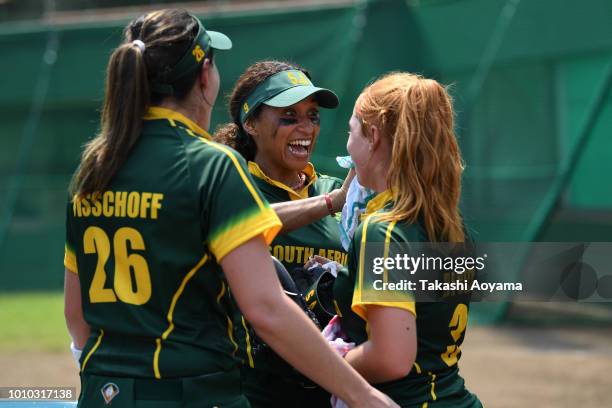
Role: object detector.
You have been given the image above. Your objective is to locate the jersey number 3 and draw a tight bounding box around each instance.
[441,303,468,367]
[84,226,152,305]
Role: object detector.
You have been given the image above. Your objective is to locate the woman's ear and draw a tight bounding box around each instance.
[200,58,211,89]
[369,124,380,152]
[243,118,258,138]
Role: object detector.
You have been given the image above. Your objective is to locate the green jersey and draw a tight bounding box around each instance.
[248,161,347,272]
[237,162,346,407]
[64,107,281,383]
[333,191,481,408]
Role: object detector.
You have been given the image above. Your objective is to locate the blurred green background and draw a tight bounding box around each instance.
[0,0,611,324]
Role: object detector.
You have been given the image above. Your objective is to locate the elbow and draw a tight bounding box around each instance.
[240,295,284,337]
[374,348,416,381]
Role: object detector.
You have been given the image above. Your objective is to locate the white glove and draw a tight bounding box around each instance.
[70,342,82,370]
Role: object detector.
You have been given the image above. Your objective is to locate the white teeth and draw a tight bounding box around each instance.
[288,139,311,147]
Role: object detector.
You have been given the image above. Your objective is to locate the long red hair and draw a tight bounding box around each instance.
[356,72,465,242]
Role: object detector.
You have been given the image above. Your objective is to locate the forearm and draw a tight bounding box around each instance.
[252,294,372,405]
[272,195,328,234]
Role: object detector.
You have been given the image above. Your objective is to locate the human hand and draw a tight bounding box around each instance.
[330,168,356,213]
[304,255,333,270]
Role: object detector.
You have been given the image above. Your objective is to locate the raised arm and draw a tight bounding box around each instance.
[273,169,354,234]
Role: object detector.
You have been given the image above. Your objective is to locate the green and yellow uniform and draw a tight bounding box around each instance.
[333,191,482,408]
[238,162,346,407]
[249,161,347,271]
[64,107,281,407]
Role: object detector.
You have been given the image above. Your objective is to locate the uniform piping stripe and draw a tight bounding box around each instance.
[429,372,437,400]
[382,221,397,283]
[153,253,208,379]
[216,280,226,304]
[216,281,239,357]
[81,329,104,372]
[241,316,255,368]
[226,316,239,356]
[199,139,267,211]
[413,362,422,374]
[357,215,374,304]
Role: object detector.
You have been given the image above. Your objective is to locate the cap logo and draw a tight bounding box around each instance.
[192,45,205,63]
[243,102,249,114]
[287,71,310,86]
[100,382,120,405]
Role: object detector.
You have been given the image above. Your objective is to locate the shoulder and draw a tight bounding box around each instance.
[313,173,343,194]
[353,214,424,246]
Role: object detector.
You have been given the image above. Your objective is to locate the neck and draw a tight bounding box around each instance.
[254,155,303,189]
[368,154,391,193]
[158,94,211,131]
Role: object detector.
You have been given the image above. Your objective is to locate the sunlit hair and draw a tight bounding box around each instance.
[355,72,465,242]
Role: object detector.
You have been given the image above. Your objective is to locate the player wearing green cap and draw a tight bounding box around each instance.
[64,10,400,408]
[215,61,352,407]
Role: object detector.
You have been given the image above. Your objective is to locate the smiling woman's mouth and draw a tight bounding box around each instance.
[287,139,311,157]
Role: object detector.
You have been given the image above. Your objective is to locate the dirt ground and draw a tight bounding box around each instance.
[1,326,611,407]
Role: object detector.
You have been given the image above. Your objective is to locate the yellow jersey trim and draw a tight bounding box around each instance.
[361,189,393,220]
[64,245,78,274]
[248,161,317,200]
[351,215,416,321]
[81,329,104,372]
[429,372,438,400]
[201,140,268,211]
[241,316,255,368]
[153,253,208,379]
[144,106,211,140]
[209,208,281,262]
[216,281,239,357]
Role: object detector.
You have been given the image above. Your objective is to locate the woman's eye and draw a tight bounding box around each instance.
[309,112,320,125]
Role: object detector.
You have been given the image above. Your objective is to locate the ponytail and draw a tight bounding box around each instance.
[70,42,149,197]
[70,9,202,198]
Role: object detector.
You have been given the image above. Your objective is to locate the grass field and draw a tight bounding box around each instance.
[0,292,70,352]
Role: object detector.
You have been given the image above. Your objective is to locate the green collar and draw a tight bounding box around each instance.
[248,161,317,200]
[144,106,211,140]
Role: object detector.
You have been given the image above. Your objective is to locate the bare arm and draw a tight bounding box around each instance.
[344,306,417,383]
[221,236,397,408]
[273,169,355,234]
[64,269,90,348]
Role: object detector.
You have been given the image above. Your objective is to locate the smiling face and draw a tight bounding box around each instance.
[249,96,321,177]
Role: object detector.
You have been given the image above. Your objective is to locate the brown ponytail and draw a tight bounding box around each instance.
[70,9,202,197]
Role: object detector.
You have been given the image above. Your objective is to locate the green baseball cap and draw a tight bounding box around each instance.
[152,15,232,95]
[240,69,339,124]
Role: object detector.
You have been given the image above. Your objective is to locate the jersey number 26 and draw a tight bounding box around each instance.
[84,226,152,305]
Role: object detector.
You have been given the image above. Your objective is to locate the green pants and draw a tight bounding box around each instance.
[242,367,330,408]
[79,370,250,408]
